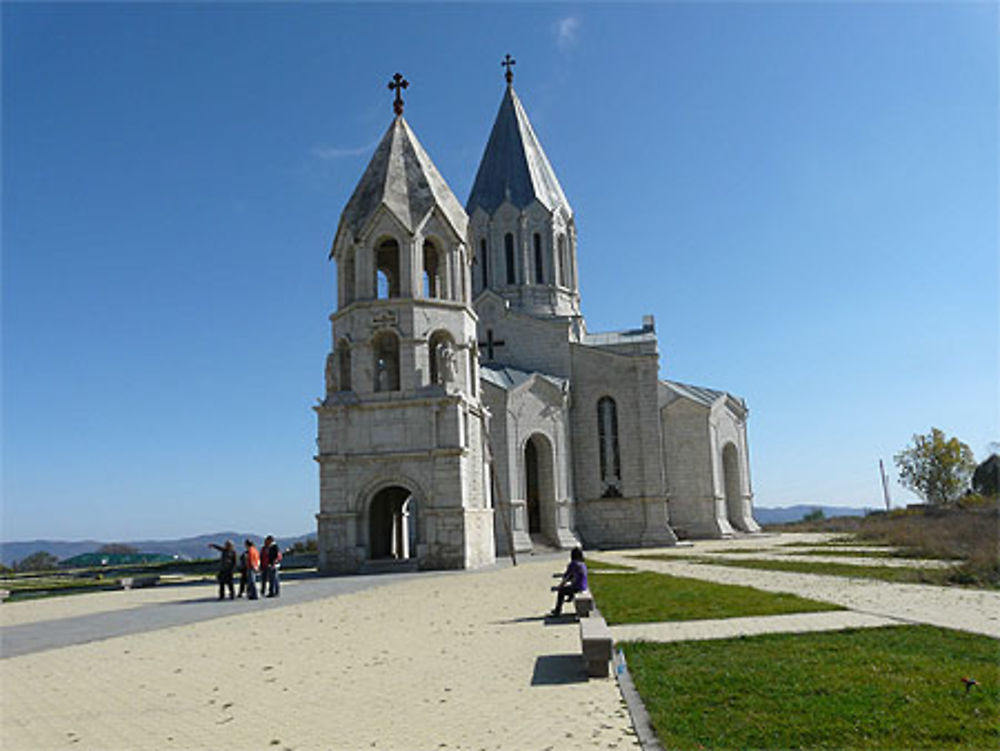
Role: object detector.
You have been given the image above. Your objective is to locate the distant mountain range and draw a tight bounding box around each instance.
[0,531,315,567]
[1,508,870,565]
[752,505,871,525]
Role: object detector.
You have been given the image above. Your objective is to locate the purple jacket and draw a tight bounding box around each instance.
[566,560,588,591]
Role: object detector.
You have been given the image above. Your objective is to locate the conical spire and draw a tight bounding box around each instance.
[335,116,468,248]
[466,85,571,217]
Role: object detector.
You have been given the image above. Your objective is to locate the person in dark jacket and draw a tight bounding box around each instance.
[550,547,588,616]
[208,540,237,600]
[262,535,281,597]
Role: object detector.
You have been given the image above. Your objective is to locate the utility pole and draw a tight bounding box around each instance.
[879,459,892,511]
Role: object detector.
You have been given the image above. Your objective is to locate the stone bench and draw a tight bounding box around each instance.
[0,589,9,603]
[580,614,614,678]
[573,590,595,617]
[118,575,160,590]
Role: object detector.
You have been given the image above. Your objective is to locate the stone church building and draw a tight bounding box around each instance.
[315,69,759,574]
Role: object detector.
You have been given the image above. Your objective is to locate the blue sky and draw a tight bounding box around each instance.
[3,3,997,541]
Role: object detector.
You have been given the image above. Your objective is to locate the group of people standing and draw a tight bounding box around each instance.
[209,536,282,601]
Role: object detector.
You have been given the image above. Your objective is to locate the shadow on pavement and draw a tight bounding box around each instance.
[531,654,588,685]
[492,614,577,627]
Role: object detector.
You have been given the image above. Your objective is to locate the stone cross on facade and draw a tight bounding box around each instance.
[479,328,506,360]
[388,72,409,116]
[501,54,516,85]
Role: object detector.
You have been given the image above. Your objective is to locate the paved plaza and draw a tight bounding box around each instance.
[2,535,998,750]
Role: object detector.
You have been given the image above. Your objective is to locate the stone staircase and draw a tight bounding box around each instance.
[358,558,419,575]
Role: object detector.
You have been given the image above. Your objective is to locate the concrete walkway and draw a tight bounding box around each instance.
[2,534,996,750]
[0,558,638,751]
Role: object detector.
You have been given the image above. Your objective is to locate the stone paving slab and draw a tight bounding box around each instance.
[610,610,901,644]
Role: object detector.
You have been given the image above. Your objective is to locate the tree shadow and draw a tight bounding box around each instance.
[531,654,588,685]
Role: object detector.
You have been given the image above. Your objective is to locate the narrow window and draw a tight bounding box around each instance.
[338,340,352,391]
[597,396,622,496]
[460,250,467,301]
[468,344,477,396]
[504,233,515,284]
[533,233,544,284]
[557,234,567,287]
[480,238,489,288]
[373,332,400,392]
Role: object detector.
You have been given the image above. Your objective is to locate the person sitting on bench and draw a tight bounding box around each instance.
[550,547,588,616]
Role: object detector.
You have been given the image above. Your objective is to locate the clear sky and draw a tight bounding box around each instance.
[3,2,997,542]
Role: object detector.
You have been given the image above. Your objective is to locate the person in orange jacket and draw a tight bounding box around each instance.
[244,539,261,600]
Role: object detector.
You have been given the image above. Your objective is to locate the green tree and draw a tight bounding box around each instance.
[802,508,825,522]
[894,428,976,505]
[14,551,60,572]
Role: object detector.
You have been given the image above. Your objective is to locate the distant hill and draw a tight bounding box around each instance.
[754,505,871,525]
[0,531,315,567]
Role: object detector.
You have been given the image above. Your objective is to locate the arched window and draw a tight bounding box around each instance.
[597,396,622,496]
[375,239,400,299]
[533,233,544,284]
[480,238,489,288]
[504,233,516,284]
[337,340,352,391]
[373,332,400,392]
[557,234,567,287]
[340,249,355,307]
[423,240,440,299]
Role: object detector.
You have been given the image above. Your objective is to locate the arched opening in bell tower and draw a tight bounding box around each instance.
[375,238,401,299]
[423,240,441,299]
[368,485,416,560]
[373,331,400,392]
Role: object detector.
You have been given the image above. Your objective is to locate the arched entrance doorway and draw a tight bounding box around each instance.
[369,485,416,560]
[524,434,555,538]
[722,443,743,530]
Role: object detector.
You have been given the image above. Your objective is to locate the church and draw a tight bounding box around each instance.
[315,65,760,574]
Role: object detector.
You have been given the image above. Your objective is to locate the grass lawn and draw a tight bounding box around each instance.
[623,625,1000,750]
[649,555,967,587]
[587,571,842,625]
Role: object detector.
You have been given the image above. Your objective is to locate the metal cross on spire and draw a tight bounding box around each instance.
[501,54,516,85]
[388,72,409,116]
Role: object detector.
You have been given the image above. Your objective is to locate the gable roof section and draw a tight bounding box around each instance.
[334,116,468,252]
[661,379,726,408]
[466,85,572,218]
[660,379,747,415]
[480,363,567,393]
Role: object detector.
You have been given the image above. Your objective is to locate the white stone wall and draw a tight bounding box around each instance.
[474,295,574,378]
[567,342,676,548]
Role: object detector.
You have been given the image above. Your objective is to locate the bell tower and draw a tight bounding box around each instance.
[467,57,581,319]
[316,75,494,574]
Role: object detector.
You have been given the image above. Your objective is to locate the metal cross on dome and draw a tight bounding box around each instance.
[388,72,409,116]
[501,54,516,85]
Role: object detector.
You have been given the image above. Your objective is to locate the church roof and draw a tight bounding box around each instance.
[335,116,468,248]
[466,85,572,217]
[480,363,567,392]
[583,328,658,347]
[661,379,745,411]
